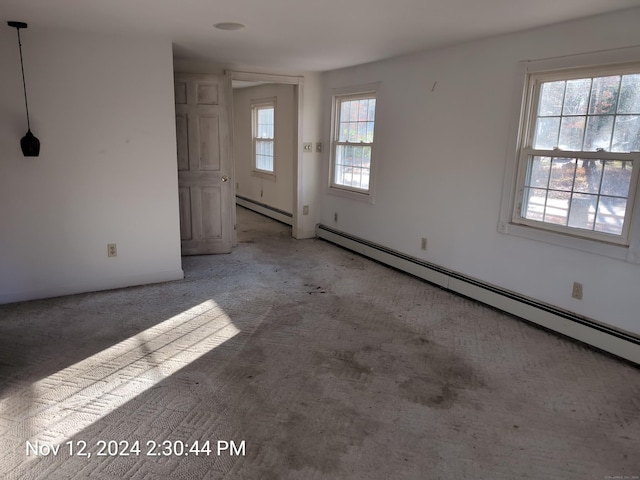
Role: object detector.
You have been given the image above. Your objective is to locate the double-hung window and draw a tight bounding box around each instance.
[252,101,275,175]
[330,86,378,201]
[513,64,640,247]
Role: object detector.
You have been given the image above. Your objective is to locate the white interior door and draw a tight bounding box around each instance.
[175,73,233,255]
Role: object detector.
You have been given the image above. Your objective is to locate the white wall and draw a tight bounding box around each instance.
[299,73,323,238]
[233,84,296,214]
[0,27,183,304]
[320,8,640,336]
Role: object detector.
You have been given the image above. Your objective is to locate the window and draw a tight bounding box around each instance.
[252,101,275,175]
[513,64,640,246]
[330,85,378,200]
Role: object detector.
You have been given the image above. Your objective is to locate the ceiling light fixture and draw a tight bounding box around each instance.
[8,21,40,157]
[213,22,245,31]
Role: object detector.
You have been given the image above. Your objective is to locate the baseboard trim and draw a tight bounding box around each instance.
[236,196,293,225]
[316,224,640,365]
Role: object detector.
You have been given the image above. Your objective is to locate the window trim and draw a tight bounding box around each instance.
[499,48,640,264]
[251,97,276,180]
[328,83,380,203]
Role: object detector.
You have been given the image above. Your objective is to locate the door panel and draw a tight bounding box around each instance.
[198,115,220,171]
[201,187,222,238]
[175,73,233,255]
[197,83,219,105]
[178,187,192,241]
[175,114,189,171]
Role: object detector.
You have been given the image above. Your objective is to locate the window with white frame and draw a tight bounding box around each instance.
[330,89,377,198]
[252,101,275,174]
[513,64,640,246]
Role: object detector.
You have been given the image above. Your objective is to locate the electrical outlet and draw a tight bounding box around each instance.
[303,142,312,153]
[303,205,309,215]
[107,244,117,257]
[334,212,338,222]
[572,282,583,300]
[421,237,427,250]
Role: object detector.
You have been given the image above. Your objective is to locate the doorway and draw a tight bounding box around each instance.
[227,71,304,241]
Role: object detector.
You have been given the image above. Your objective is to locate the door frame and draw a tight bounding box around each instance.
[226,70,305,239]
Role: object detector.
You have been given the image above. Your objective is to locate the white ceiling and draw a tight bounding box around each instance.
[2,0,639,71]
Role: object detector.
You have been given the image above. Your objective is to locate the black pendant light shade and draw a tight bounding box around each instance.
[21,130,40,156]
[8,21,40,157]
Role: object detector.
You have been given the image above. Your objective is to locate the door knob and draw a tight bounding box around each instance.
[221,176,229,182]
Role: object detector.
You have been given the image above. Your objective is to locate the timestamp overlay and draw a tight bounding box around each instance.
[25,439,246,459]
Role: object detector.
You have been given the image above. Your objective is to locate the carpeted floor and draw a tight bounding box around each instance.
[0,206,638,479]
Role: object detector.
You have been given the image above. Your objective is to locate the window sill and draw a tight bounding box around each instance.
[327,185,375,204]
[251,170,276,181]
[499,221,639,263]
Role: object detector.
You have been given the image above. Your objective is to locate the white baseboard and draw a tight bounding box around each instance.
[236,196,293,225]
[316,224,640,365]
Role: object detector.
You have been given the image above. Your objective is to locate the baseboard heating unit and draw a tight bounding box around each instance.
[316,224,639,365]
[236,196,293,226]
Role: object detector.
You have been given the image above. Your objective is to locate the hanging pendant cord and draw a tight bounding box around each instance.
[16,28,31,131]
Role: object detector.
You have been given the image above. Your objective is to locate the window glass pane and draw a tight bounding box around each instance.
[255,139,273,172]
[366,122,375,143]
[357,100,369,121]
[351,145,362,168]
[335,164,345,185]
[543,190,570,225]
[533,117,560,149]
[256,106,274,140]
[358,122,367,142]
[367,99,376,121]
[558,117,585,151]
[523,187,547,222]
[539,81,565,116]
[601,161,632,197]
[617,74,640,114]
[562,78,591,115]
[589,76,620,115]
[574,159,603,194]
[362,146,371,168]
[548,158,576,191]
[583,115,614,151]
[341,101,351,124]
[611,115,640,152]
[338,121,349,142]
[526,156,551,188]
[521,155,632,237]
[338,98,375,144]
[350,122,360,142]
[568,193,597,230]
[334,145,370,190]
[595,196,627,235]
